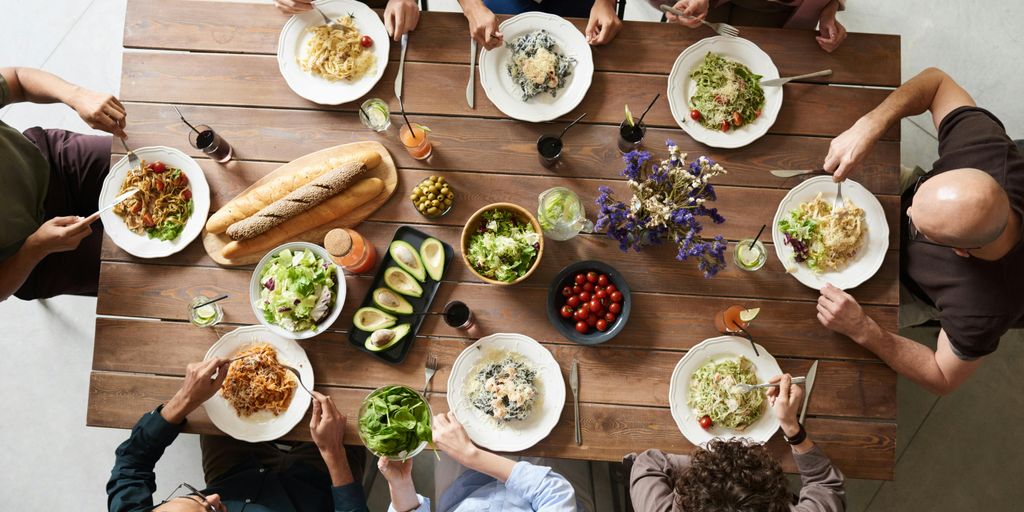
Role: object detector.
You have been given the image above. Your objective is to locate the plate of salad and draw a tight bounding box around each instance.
[357,385,433,461]
[249,242,346,339]
[667,36,782,149]
[461,203,544,285]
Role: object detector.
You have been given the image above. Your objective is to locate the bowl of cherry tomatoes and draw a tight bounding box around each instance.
[546,260,631,345]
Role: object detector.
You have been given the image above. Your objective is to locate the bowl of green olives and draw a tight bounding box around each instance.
[410,176,454,218]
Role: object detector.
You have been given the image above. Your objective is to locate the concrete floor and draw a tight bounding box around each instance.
[2,0,1023,510]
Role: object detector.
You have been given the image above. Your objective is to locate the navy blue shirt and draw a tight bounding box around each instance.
[484,0,594,17]
[106,407,368,512]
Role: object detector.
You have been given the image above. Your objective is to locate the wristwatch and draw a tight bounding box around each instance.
[783,423,807,445]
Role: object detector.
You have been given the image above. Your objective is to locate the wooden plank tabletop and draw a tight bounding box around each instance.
[91,0,902,480]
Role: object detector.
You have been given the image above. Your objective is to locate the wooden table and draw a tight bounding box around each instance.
[89,0,901,480]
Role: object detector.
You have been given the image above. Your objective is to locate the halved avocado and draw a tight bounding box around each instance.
[384,267,424,298]
[353,307,397,332]
[420,238,445,281]
[372,287,414,315]
[390,240,426,282]
[365,323,411,352]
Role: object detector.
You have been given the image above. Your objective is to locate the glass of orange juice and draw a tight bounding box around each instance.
[713,305,760,335]
[400,123,432,160]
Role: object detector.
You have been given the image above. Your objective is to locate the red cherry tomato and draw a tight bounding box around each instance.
[586,315,598,327]
[572,285,582,294]
[611,291,624,303]
[560,305,574,319]
[586,271,598,283]
[155,179,165,192]
[597,275,609,286]
[360,35,373,47]
[583,282,594,292]
[690,109,701,121]
[575,321,589,334]
[147,161,167,173]
[575,274,586,285]
[699,415,713,430]
[182,189,192,201]
[567,296,580,308]
[604,312,616,322]
[561,286,573,297]
[177,173,189,185]
[576,308,589,321]
[732,112,743,127]
[579,291,591,302]
[589,300,603,313]
[609,302,622,315]
[596,319,608,332]
[720,120,730,133]
[605,284,617,294]
[594,290,607,300]
[755,109,762,118]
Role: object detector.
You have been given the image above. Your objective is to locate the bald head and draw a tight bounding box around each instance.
[911,168,1009,248]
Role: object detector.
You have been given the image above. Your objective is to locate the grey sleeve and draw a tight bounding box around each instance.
[628,449,690,512]
[791,445,847,512]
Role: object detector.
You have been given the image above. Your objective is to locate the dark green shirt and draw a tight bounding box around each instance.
[0,74,50,260]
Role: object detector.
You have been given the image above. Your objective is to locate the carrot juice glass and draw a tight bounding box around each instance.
[400,124,432,160]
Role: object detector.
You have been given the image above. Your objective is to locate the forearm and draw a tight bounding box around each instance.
[1,67,82,107]
[853,319,959,394]
[461,447,516,482]
[322,450,356,487]
[0,237,48,301]
[385,478,420,512]
[860,68,946,135]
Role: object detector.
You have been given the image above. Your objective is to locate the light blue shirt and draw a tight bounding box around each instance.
[389,461,577,512]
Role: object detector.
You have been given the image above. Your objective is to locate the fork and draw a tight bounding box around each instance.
[120,138,141,170]
[833,180,845,211]
[423,355,438,395]
[312,5,344,30]
[282,364,314,396]
[733,376,806,394]
[659,4,740,37]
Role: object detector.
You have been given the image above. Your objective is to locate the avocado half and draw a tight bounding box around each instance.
[372,287,414,315]
[365,323,411,352]
[353,307,397,332]
[420,237,445,281]
[389,240,426,282]
[383,266,424,298]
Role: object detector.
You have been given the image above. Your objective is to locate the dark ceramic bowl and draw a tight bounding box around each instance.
[546,260,631,345]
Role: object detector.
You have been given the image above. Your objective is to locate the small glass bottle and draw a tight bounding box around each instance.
[324,228,377,274]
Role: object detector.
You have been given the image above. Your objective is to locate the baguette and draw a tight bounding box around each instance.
[221,177,384,260]
[206,149,381,234]
[226,161,366,241]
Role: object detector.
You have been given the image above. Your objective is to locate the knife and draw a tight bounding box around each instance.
[466,38,477,109]
[95,188,140,216]
[570,358,581,446]
[761,69,832,87]
[770,169,826,178]
[394,33,408,103]
[799,360,818,424]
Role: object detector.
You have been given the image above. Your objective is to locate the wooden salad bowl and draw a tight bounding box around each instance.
[460,202,544,286]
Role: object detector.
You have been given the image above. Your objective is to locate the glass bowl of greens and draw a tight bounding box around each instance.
[460,203,544,286]
[358,385,433,461]
[249,242,345,340]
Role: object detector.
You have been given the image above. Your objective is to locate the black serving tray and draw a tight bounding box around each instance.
[348,226,454,364]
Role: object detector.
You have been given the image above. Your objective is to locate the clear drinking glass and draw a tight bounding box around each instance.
[537,135,563,168]
[537,187,594,241]
[617,120,647,153]
[359,98,392,132]
[188,124,233,163]
[734,239,767,271]
[400,124,433,160]
[188,296,223,327]
[443,300,475,330]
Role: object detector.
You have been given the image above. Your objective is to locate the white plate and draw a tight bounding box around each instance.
[667,36,782,149]
[771,176,889,290]
[250,242,347,340]
[277,0,390,105]
[99,146,210,259]
[478,12,594,123]
[203,325,314,443]
[669,336,781,446]
[446,333,566,452]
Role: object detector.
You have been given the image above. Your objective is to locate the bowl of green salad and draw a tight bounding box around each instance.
[250,242,345,340]
[461,203,544,286]
[358,385,433,461]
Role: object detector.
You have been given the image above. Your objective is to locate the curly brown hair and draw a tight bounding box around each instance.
[674,438,792,512]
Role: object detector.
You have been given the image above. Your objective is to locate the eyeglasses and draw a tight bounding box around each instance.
[907,174,983,250]
[149,482,216,512]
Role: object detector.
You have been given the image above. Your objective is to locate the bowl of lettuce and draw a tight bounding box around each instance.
[461,203,544,285]
[249,242,346,340]
[358,385,433,460]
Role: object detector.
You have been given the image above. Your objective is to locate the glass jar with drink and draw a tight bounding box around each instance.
[188,124,233,163]
[188,296,224,327]
[537,187,593,241]
[324,228,377,274]
[734,239,767,271]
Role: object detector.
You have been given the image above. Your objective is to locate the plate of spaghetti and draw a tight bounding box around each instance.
[277,0,390,105]
[204,325,314,442]
[99,146,209,258]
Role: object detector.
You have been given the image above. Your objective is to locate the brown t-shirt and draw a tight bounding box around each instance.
[0,75,51,260]
[900,106,1024,359]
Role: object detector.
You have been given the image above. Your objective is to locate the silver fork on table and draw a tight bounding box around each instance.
[733,376,806,394]
[120,138,141,170]
[283,364,314,396]
[659,4,740,37]
[423,355,438,395]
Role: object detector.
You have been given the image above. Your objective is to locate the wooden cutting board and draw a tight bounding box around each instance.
[202,141,397,266]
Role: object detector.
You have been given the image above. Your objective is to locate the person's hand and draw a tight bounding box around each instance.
[24,216,95,256]
[665,0,709,29]
[69,88,126,139]
[378,456,414,484]
[432,412,477,464]
[464,2,502,50]
[385,0,420,41]
[766,373,803,437]
[823,115,884,181]
[817,283,871,339]
[162,358,230,424]
[275,0,313,14]
[816,0,847,53]
[310,391,346,457]
[585,1,622,46]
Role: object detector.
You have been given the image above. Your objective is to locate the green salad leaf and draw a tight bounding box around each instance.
[258,248,336,332]
[358,385,433,457]
[466,209,540,283]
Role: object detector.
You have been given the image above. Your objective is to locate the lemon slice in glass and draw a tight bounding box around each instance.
[739,307,760,323]
[195,304,217,321]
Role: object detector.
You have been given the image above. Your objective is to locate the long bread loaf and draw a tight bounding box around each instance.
[220,177,384,260]
[206,149,381,234]
[226,161,366,241]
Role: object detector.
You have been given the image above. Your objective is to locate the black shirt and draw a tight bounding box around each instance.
[900,106,1024,359]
